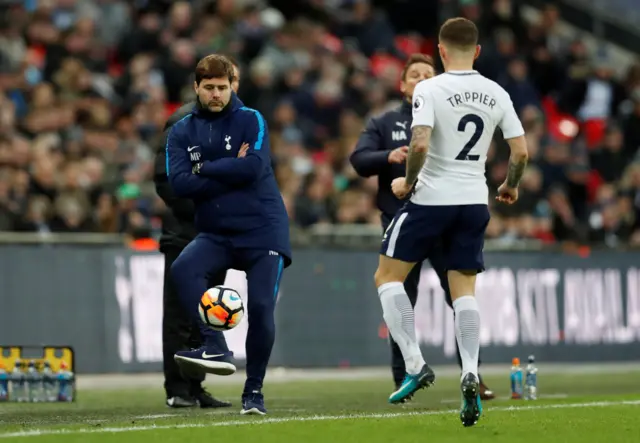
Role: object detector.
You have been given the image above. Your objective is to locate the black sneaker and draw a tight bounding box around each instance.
[166,395,197,408]
[192,387,232,409]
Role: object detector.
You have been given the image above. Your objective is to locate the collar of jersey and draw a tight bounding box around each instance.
[445,70,478,76]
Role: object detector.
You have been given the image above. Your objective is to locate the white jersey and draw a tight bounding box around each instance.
[410,70,524,206]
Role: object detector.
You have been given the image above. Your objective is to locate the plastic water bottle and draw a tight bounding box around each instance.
[57,361,74,402]
[26,360,44,402]
[525,355,538,400]
[10,359,27,402]
[0,363,8,401]
[510,357,523,399]
[42,361,57,402]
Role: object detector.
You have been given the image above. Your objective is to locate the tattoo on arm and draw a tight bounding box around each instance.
[506,156,527,188]
[405,126,431,186]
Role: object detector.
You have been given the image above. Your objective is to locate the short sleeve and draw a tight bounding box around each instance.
[498,91,525,139]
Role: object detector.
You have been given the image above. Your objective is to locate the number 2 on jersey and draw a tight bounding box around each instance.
[455,114,484,161]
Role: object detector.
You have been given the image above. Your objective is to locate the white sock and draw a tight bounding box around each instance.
[378,282,425,375]
[453,295,480,381]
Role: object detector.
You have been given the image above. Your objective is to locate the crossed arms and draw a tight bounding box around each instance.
[166,111,270,198]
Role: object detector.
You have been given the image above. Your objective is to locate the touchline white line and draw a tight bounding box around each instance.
[1,399,639,439]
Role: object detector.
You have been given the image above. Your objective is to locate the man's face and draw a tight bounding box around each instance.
[400,62,435,100]
[194,77,232,112]
[231,65,240,92]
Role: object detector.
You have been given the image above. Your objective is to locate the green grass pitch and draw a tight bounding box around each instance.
[1,367,639,442]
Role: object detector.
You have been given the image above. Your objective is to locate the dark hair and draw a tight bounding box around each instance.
[401,54,435,81]
[194,54,235,85]
[439,18,479,50]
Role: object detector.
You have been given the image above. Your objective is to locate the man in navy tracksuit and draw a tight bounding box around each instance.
[166,55,291,415]
[349,54,494,400]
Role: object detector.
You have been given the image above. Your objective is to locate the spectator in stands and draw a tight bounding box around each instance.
[337,0,400,58]
[549,186,584,243]
[0,0,638,249]
[623,89,640,161]
[558,56,627,123]
[587,183,634,246]
[498,57,540,114]
[590,125,628,184]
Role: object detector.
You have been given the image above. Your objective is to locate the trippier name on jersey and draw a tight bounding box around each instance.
[446,92,496,109]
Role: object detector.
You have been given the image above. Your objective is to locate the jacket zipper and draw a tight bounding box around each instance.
[209,124,212,143]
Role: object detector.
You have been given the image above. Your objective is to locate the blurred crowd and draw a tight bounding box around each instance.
[0,0,639,247]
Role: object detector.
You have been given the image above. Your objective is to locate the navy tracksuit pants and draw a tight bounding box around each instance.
[170,232,284,394]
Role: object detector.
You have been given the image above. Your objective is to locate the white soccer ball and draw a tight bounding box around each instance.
[198,286,245,331]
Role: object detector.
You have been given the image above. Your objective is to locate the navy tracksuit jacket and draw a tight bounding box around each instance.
[166,93,289,393]
[166,93,291,264]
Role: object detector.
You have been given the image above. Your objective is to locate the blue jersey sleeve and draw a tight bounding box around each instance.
[166,120,232,198]
[199,108,270,185]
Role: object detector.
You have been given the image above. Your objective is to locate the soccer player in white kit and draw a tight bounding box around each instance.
[375,17,529,427]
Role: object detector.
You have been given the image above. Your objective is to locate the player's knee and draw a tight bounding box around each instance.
[375,260,412,287]
[375,265,400,287]
[447,269,477,299]
[247,295,276,322]
[375,269,405,287]
[374,268,388,288]
[458,269,477,276]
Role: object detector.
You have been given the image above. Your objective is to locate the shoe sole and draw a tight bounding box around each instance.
[241,407,266,416]
[460,379,481,427]
[174,356,236,376]
[389,371,436,404]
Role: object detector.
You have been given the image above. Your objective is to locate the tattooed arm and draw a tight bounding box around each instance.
[405,125,432,186]
[496,135,529,204]
[504,135,529,188]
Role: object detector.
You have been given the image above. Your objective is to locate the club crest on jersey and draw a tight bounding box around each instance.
[225,135,232,150]
[413,94,424,111]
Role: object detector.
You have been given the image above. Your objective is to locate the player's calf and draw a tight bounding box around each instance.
[378,280,426,376]
[375,256,434,402]
[448,270,481,382]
